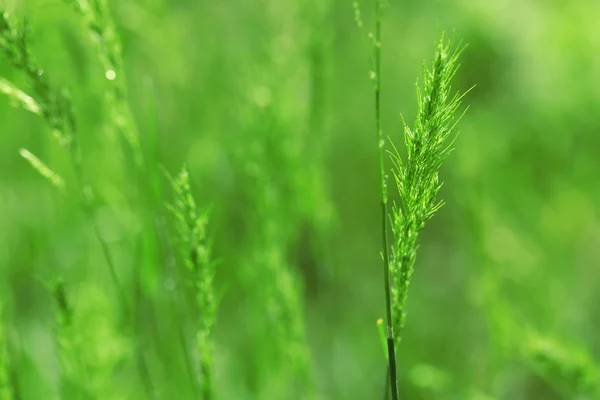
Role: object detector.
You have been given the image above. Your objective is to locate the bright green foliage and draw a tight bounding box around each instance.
[523,332,600,398]
[3,1,600,399]
[408,363,497,399]
[228,1,334,397]
[0,78,40,115]
[50,281,91,399]
[468,201,600,400]
[45,279,133,399]
[0,13,76,147]
[484,291,600,399]
[2,6,147,397]
[167,166,216,399]
[0,304,12,400]
[1,4,219,399]
[239,106,315,397]
[390,35,467,341]
[0,10,125,306]
[62,0,123,78]
[63,0,142,166]
[18,149,66,193]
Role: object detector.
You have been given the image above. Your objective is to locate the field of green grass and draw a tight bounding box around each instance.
[1,0,600,399]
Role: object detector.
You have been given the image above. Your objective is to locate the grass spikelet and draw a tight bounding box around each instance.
[389,34,468,343]
[167,166,217,399]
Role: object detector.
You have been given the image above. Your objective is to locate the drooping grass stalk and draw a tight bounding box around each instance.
[167,167,217,399]
[0,12,126,312]
[389,34,468,345]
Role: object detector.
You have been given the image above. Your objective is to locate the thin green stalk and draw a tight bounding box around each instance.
[383,367,390,400]
[372,0,399,398]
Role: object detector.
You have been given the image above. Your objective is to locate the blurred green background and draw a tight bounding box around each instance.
[1,0,600,399]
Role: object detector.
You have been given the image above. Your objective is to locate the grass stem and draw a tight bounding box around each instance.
[373,0,398,398]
